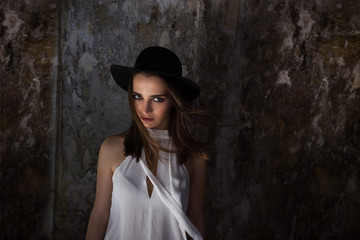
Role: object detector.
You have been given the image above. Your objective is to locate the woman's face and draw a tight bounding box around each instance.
[132,73,172,130]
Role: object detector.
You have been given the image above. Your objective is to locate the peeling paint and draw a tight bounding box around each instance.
[159,30,170,46]
[2,10,24,40]
[336,56,345,66]
[276,70,292,87]
[79,53,99,72]
[297,10,315,40]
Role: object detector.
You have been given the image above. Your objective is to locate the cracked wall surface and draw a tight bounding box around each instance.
[1,1,58,239]
[199,1,360,239]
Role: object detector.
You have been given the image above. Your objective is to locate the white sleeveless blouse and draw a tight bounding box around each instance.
[104,129,203,240]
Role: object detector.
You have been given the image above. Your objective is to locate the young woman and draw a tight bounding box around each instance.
[86,46,207,240]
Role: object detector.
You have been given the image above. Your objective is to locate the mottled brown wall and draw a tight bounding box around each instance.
[1,0,359,240]
[200,0,360,239]
[0,0,58,239]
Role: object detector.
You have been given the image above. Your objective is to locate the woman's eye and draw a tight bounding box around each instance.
[153,97,164,102]
[133,94,142,100]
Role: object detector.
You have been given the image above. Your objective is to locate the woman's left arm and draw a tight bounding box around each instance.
[186,156,208,238]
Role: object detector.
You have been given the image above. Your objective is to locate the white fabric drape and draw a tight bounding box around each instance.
[104,129,202,240]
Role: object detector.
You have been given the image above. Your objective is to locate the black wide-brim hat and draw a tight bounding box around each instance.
[110,46,200,102]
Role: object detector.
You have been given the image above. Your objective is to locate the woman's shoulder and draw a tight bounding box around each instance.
[99,134,127,170]
[103,133,125,144]
[185,152,208,178]
[101,134,125,151]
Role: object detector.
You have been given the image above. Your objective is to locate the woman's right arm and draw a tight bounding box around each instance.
[86,136,124,240]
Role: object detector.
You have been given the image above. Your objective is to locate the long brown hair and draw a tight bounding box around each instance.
[123,71,208,173]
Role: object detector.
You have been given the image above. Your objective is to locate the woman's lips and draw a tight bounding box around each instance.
[141,117,154,122]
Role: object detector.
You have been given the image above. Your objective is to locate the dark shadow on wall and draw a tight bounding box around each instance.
[199,0,360,239]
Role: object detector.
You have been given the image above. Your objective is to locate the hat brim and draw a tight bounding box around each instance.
[110,64,200,102]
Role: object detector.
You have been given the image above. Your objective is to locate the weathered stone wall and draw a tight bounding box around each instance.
[200,0,360,239]
[0,1,58,239]
[1,0,359,239]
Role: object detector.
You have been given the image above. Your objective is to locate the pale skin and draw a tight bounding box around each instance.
[86,73,207,239]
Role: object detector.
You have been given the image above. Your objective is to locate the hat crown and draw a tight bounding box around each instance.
[110,46,200,102]
[134,46,182,77]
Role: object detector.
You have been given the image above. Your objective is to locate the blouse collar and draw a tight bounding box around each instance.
[147,128,169,140]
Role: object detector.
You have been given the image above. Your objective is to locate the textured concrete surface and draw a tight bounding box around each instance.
[0,1,58,239]
[199,1,360,239]
[1,0,359,239]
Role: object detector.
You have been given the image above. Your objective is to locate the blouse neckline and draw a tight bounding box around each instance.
[147,128,170,140]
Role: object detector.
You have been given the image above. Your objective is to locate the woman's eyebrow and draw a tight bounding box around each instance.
[150,94,167,97]
[133,91,167,97]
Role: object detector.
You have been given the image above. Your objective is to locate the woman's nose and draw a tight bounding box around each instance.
[143,100,152,113]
